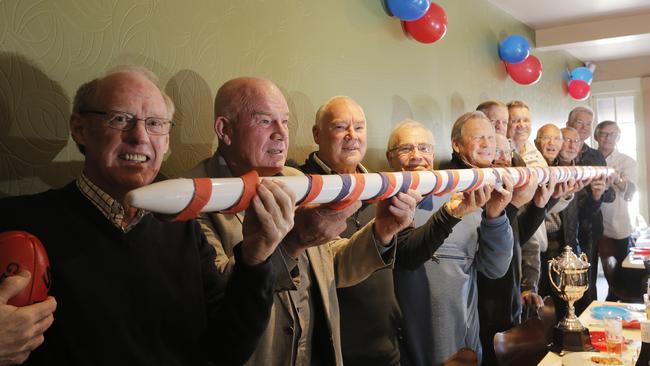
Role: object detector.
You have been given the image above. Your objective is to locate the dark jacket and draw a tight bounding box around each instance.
[0,182,274,366]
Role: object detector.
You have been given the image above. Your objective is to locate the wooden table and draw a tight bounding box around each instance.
[538,301,643,365]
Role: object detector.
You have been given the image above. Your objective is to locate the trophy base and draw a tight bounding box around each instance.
[549,325,594,353]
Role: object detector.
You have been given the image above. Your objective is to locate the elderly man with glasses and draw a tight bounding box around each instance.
[595,121,637,301]
[566,106,617,304]
[392,112,514,365]
[0,67,285,366]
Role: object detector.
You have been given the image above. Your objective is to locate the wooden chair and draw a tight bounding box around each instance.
[443,348,478,366]
[493,296,557,366]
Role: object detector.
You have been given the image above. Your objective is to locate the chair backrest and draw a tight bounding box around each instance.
[493,296,556,366]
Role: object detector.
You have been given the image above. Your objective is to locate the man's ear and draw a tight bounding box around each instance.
[312,124,320,144]
[70,113,86,146]
[452,139,461,154]
[214,116,232,146]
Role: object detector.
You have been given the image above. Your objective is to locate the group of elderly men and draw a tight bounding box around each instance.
[0,66,636,366]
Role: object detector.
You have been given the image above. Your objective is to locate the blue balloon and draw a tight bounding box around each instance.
[499,35,530,64]
[386,0,430,21]
[570,67,593,85]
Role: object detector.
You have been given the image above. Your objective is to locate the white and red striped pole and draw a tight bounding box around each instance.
[125,166,615,220]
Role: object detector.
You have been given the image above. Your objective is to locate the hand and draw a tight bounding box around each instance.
[521,290,544,309]
[590,177,607,201]
[445,185,492,218]
[282,201,362,258]
[510,171,538,208]
[485,173,513,219]
[374,189,421,245]
[533,172,557,208]
[570,177,592,194]
[0,271,56,366]
[241,179,296,266]
[551,179,574,199]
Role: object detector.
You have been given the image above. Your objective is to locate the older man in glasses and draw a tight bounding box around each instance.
[595,121,637,301]
[390,113,515,365]
[0,67,285,366]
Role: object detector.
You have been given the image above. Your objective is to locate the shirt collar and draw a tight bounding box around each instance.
[312,152,368,174]
[76,173,147,232]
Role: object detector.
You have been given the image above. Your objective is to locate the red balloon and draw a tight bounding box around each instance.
[402,2,447,44]
[567,79,590,100]
[505,55,542,85]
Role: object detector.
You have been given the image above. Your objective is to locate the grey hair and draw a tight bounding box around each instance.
[386,119,434,152]
[314,95,360,129]
[451,111,490,142]
[594,120,620,139]
[567,106,593,126]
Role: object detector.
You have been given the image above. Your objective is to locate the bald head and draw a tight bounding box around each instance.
[534,124,562,164]
[214,77,290,176]
[214,77,283,121]
[312,96,367,173]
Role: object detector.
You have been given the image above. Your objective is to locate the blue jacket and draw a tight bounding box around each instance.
[395,165,513,365]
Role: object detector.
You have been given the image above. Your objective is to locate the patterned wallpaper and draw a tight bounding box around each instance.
[0,0,584,197]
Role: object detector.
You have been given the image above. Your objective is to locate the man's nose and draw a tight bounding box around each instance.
[271,120,288,140]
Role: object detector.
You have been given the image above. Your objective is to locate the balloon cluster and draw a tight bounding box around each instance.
[385,0,448,44]
[567,66,593,101]
[498,35,542,85]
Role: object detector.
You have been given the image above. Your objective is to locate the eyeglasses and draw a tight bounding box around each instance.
[563,138,580,144]
[596,131,619,139]
[80,110,174,135]
[495,148,513,158]
[389,143,434,156]
[539,136,563,143]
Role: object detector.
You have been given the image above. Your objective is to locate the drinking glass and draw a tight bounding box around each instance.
[604,313,623,359]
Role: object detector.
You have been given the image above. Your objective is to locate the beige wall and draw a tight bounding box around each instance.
[0,0,586,197]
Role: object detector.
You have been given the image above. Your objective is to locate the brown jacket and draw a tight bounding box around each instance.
[184,152,394,366]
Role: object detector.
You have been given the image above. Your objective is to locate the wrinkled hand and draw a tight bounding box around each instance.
[552,179,574,199]
[521,290,544,309]
[241,180,296,266]
[445,185,492,218]
[374,189,421,245]
[590,177,607,201]
[485,173,513,218]
[571,177,592,194]
[510,171,538,208]
[0,271,56,366]
[533,172,557,208]
[282,201,362,258]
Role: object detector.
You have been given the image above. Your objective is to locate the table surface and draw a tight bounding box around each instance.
[538,300,644,365]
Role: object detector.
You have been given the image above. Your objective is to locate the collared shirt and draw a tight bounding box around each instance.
[602,150,637,239]
[76,173,147,232]
[510,139,547,167]
[311,152,369,174]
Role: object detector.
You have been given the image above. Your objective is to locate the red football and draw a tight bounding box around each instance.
[0,231,51,306]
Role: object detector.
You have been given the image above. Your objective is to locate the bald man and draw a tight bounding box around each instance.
[534,124,564,166]
[185,82,416,366]
[1,68,284,365]
[301,98,424,365]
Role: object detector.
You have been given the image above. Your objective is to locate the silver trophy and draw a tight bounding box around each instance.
[548,246,593,351]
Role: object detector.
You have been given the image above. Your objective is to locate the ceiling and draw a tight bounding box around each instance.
[487,0,650,80]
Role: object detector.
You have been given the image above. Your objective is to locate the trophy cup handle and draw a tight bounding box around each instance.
[548,259,562,294]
